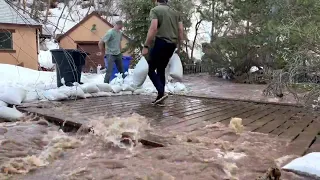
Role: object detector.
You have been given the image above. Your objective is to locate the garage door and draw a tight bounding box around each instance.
[77,43,104,73]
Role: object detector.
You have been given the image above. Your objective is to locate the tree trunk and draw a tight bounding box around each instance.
[210,0,215,43]
[30,0,36,17]
[44,0,51,24]
[53,3,67,35]
[191,19,203,60]
[23,0,26,13]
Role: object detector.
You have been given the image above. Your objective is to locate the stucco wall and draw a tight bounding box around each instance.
[59,15,131,56]
[0,24,38,70]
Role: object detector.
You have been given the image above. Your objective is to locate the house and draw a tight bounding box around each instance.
[56,11,132,73]
[0,0,42,70]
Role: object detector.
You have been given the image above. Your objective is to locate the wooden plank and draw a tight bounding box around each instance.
[245,108,289,132]
[308,135,320,153]
[158,102,235,126]
[219,104,269,124]
[254,108,299,134]
[278,114,315,141]
[241,105,281,126]
[160,103,241,127]
[183,104,261,132]
[291,119,320,149]
[165,102,256,131]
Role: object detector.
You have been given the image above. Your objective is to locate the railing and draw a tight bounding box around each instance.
[183,64,210,74]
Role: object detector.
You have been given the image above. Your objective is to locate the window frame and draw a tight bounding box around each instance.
[0,29,16,53]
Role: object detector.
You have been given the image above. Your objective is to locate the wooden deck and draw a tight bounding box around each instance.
[18,95,320,155]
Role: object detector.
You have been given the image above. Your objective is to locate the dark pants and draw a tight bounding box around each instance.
[148,38,176,95]
[104,54,125,83]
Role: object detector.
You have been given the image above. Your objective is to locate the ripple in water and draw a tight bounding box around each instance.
[0,115,314,180]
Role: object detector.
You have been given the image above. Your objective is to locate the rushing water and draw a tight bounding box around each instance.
[0,114,314,180]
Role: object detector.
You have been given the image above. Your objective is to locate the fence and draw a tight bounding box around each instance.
[183,64,210,74]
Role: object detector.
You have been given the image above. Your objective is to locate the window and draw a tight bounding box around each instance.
[0,30,13,50]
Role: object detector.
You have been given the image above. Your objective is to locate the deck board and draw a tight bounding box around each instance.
[18,95,320,156]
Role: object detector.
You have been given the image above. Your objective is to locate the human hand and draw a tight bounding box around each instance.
[142,47,149,56]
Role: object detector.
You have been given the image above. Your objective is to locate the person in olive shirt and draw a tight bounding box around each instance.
[98,20,125,83]
[142,0,184,105]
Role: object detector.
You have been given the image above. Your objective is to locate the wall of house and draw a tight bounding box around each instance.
[59,15,131,56]
[0,24,38,70]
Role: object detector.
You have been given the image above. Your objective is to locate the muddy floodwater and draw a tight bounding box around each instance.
[0,114,315,180]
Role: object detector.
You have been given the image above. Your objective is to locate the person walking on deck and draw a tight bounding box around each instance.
[142,0,184,105]
[98,20,125,83]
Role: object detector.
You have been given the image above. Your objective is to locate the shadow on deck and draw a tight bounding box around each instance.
[18,95,320,156]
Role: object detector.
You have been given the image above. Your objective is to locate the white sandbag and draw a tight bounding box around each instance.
[0,100,7,107]
[0,106,24,121]
[282,152,320,178]
[122,91,133,95]
[91,92,112,97]
[0,87,27,105]
[173,82,187,92]
[84,93,93,98]
[43,89,68,101]
[80,83,100,93]
[111,85,122,93]
[133,88,145,95]
[23,91,40,103]
[110,73,124,85]
[168,53,183,81]
[166,82,175,93]
[132,56,149,87]
[96,83,113,92]
[165,66,173,83]
[122,84,135,91]
[58,86,86,99]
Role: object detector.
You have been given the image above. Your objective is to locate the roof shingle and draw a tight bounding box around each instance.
[0,0,40,26]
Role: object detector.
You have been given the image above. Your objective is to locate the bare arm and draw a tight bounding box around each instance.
[144,19,158,47]
[98,40,105,52]
[98,31,111,55]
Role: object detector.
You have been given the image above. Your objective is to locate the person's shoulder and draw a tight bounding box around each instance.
[107,29,114,34]
[151,5,166,12]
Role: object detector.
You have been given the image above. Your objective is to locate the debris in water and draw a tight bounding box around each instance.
[257,166,281,180]
[229,117,244,134]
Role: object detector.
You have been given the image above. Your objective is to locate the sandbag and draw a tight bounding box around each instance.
[0,87,27,105]
[96,83,113,92]
[80,83,100,93]
[282,152,320,178]
[111,85,122,93]
[58,86,86,99]
[0,106,24,121]
[43,89,69,101]
[110,73,124,85]
[133,88,145,95]
[168,53,183,81]
[23,91,40,103]
[122,84,135,92]
[0,100,7,107]
[132,56,149,87]
[84,93,93,98]
[91,92,112,97]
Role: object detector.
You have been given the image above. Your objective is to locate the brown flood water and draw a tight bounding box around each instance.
[0,114,315,180]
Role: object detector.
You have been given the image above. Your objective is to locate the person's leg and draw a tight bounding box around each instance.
[114,54,125,78]
[148,48,162,94]
[154,41,176,103]
[104,54,115,83]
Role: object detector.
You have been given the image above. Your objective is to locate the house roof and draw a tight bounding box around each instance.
[56,11,130,42]
[0,0,41,28]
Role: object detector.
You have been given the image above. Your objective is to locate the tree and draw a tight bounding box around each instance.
[119,0,194,64]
